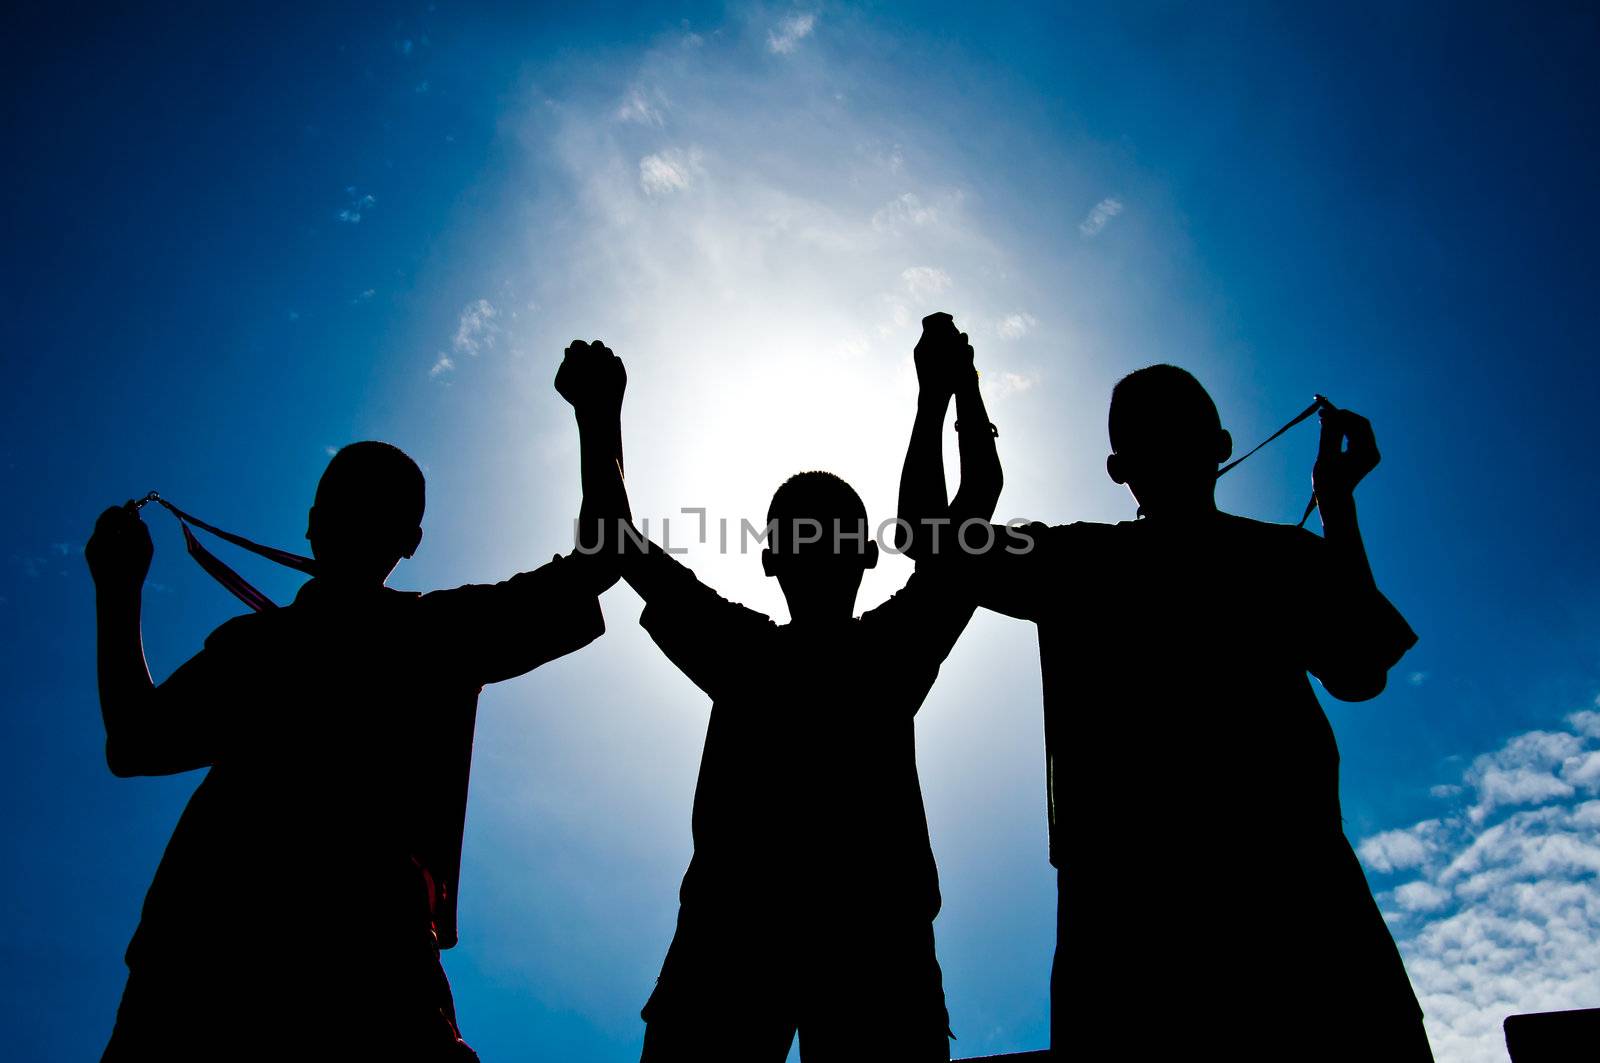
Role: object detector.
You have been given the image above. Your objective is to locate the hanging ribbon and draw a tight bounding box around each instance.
[134,492,315,611]
[1216,395,1331,528]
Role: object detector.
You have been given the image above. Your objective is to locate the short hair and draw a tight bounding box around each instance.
[315,441,426,529]
[766,471,869,555]
[1108,364,1221,453]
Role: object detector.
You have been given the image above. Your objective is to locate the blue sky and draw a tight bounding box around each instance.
[4,4,1598,1060]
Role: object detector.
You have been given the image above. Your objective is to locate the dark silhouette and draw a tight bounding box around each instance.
[621,317,1001,1061]
[85,341,628,1060]
[900,354,1432,1059]
[1505,1007,1600,1061]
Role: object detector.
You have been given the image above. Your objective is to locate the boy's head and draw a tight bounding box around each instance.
[1105,365,1232,516]
[761,471,878,619]
[306,441,425,585]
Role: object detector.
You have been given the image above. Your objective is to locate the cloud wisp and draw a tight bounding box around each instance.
[1357,705,1600,1062]
[339,187,376,224]
[430,299,501,379]
[1078,195,1122,238]
[767,13,817,55]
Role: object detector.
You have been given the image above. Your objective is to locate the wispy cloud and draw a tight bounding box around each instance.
[429,354,455,378]
[996,312,1037,339]
[767,13,816,55]
[616,88,665,127]
[1078,195,1123,238]
[871,191,951,234]
[338,187,376,224]
[453,299,499,356]
[639,148,702,195]
[1358,704,1600,1062]
[901,265,952,299]
[985,370,1039,401]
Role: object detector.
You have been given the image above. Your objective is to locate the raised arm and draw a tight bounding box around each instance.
[897,313,1002,557]
[1306,404,1416,700]
[86,502,218,777]
[556,340,632,593]
[949,340,1003,525]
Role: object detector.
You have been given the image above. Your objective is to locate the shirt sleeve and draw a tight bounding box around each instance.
[1287,527,1418,691]
[858,563,978,677]
[952,521,1071,623]
[423,553,607,687]
[111,614,256,775]
[635,548,772,701]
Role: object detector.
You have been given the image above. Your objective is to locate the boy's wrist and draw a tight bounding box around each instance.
[574,403,622,424]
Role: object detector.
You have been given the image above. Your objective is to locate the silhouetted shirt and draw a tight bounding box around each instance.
[973,512,1419,1015]
[638,552,974,929]
[125,554,604,970]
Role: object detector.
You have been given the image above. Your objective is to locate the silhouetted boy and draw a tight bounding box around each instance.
[901,359,1432,1059]
[86,341,629,1060]
[623,317,999,1061]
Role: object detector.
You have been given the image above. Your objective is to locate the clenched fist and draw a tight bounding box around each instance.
[914,312,976,401]
[555,340,626,416]
[86,501,153,593]
[1313,405,1381,507]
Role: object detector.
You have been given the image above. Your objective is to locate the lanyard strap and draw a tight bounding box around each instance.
[1215,395,1329,528]
[135,492,316,612]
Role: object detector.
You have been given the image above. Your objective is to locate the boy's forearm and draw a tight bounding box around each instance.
[951,372,1002,521]
[896,391,953,554]
[95,588,155,775]
[619,531,694,604]
[575,408,630,554]
[1318,495,1379,594]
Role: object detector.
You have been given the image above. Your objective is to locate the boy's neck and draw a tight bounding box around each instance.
[783,589,860,626]
[1135,485,1220,522]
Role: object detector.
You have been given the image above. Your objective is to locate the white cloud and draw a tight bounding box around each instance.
[767,13,816,55]
[996,312,1037,339]
[639,148,702,195]
[1078,195,1123,238]
[453,299,499,356]
[429,354,455,378]
[338,188,376,224]
[1570,708,1600,738]
[616,89,664,126]
[901,266,951,299]
[1464,729,1584,823]
[1358,822,1442,873]
[871,191,941,233]
[986,370,1039,400]
[1358,709,1600,1062]
[1394,880,1452,912]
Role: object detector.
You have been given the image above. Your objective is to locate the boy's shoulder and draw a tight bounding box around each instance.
[1212,511,1322,551]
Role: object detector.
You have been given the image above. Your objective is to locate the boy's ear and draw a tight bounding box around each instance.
[1106,453,1127,485]
[1215,428,1234,467]
[862,541,879,570]
[401,526,423,560]
[761,548,778,578]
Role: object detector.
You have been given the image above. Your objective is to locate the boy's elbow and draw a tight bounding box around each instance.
[1318,668,1389,703]
[105,739,146,778]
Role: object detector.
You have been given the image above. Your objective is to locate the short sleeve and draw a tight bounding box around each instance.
[858,564,978,672]
[111,613,258,775]
[636,549,772,701]
[423,553,607,687]
[1286,527,1418,690]
[959,521,1074,623]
